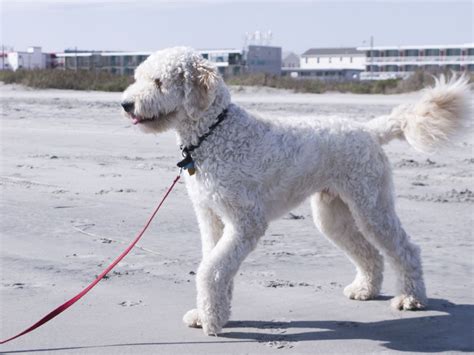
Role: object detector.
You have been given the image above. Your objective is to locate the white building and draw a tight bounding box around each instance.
[55,46,281,77]
[282,47,365,81]
[199,48,244,76]
[300,47,365,70]
[55,48,244,76]
[1,47,53,71]
[357,43,474,80]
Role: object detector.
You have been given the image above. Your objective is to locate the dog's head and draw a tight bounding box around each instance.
[121,47,223,133]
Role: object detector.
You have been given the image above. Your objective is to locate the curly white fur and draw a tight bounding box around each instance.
[366,74,470,152]
[121,47,471,336]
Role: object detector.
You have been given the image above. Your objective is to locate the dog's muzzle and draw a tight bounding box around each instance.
[121,101,155,125]
[121,101,134,113]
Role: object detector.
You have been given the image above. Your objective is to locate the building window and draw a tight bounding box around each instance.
[110,56,120,66]
[350,57,353,63]
[446,49,461,56]
[228,53,241,65]
[317,57,319,63]
[328,57,332,63]
[446,64,461,70]
[405,49,419,57]
[425,64,440,71]
[340,57,343,61]
[425,49,440,56]
[305,57,308,63]
[405,65,417,72]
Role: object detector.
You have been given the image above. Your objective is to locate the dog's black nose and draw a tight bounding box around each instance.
[121,101,134,113]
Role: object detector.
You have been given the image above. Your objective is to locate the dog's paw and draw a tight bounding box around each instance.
[201,320,222,336]
[183,308,201,328]
[199,309,228,336]
[343,281,378,300]
[391,295,426,310]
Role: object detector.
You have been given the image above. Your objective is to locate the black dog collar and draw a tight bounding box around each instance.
[177,108,228,175]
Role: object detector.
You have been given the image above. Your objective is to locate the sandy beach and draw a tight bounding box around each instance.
[0,83,473,354]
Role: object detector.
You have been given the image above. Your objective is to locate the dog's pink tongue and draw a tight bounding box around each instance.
[132,117,139,125]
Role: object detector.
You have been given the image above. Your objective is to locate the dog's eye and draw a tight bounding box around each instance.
[154,79,162,90]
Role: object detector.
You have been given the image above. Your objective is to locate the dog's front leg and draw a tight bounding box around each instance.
[195,206,225,256]
[183,206,224,329]
[196,219,265,335]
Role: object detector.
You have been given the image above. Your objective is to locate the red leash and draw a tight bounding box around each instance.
[1,173,181,345]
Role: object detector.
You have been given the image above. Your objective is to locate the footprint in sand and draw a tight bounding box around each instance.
[258,320,294,349]
[118,300,143,307]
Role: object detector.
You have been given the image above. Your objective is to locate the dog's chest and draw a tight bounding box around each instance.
[184,173,226,208]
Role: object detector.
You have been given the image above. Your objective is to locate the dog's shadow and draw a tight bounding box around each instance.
[222,298,473,352]
[3,298,472,353]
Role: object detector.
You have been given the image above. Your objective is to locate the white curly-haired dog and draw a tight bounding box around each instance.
[121,47,470,336]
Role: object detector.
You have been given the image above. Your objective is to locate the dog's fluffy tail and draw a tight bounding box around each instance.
[366,75,471,153]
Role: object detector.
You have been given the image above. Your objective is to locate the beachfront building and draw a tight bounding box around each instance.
[245,45,282,75]
[55,48,244,76]
[200,49,244,77]
[282,51,300,68]
[55,50,152,75]
[55,45,281,77]
[282,47,365,81]
[357,43,474,80]
[0,46,55,71]
[55,49,242,76]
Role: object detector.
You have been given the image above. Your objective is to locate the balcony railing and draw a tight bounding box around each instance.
[368,55,474,63]
[360,72,411,80]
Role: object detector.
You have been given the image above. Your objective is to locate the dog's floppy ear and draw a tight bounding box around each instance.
[183,55,219,119]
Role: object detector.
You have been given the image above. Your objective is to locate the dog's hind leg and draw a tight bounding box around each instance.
[311,191,384,300]
[340,165,427,310]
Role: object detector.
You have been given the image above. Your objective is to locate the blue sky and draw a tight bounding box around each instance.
[1,0,473,54]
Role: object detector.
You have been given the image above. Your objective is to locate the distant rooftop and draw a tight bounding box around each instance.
[56,48,243,57]
[302,47,361,56]
[357,43,474,51]
[63,49,115,53]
